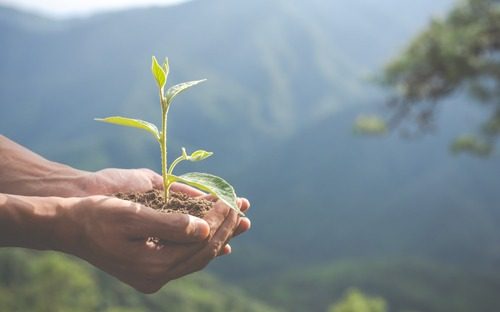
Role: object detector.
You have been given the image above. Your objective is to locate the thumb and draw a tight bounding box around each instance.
[136,208,210,243]
[138,168,163,190]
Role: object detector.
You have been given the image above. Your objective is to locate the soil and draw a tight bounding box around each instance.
[114,189,213,218]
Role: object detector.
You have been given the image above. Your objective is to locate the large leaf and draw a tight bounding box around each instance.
[95,116,160,142]
[151,56,166,89]
[170,172,242,215]
[166,79,207,104]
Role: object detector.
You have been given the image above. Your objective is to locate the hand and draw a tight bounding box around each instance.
[58,195,244,293]
[80,168,164,195]
[83,172,252,252]
[168,183,252,255]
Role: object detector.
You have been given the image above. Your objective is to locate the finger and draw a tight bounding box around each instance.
[197,208,239,260]
[238,198,250,213]
[198,194,217,202]
[218,244,231,256]
[153,200,232,269]
[202,200,232,237]
[133,206,210,242]
[198,197,250,213]
[170,183,206,197]
[233,217,251,237]
[209,208,238,253]
[139,168,163,189]
[168,206,238,279]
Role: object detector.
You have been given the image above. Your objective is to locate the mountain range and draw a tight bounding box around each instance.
[2,0,500,311]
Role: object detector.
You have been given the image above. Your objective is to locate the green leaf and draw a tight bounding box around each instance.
[151,56,166,89]
[188,149,213,161]
[95,116,160,142]
[170,172,242,215]
[162,57,170,78]
[168,148,214,175]
[166,79,207,104]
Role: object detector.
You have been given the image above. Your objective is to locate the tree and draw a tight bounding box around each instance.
[382,0,500,155]
[328,288,387,312]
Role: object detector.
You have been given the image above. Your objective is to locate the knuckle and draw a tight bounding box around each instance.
[179,215,202,239]
[209,241,223,259]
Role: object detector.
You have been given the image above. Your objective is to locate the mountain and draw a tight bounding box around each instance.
[220,103,500,275]
[0,0,454,173]
[3,0,500,311]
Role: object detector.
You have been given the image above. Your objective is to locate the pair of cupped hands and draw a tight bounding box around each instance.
[73,168,251,294]
[5,166,250,294]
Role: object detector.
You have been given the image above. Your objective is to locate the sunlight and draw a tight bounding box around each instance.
[0,0,191,17]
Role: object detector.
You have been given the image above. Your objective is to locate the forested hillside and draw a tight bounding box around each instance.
[2,0,500,311]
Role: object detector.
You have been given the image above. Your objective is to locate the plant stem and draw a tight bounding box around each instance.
[168,156,184,176]
[160,94,170,202]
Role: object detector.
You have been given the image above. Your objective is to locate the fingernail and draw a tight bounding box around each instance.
[191,216,209,239]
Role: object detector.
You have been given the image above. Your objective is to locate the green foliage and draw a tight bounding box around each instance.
[95,116,161,142]
[0,250,99,312]
[166,80,207,105]
[328,288,387,312]
[96,56,240,213]
[246,258,500,312]
[187,149,213,162]
[168,147,214,175]
[172,172,240,215]
[0,250,279,312]
[384,0,500,101]
[353,115,387,135]
[382,0,500,152]
[482,111,500,135]
[151,55,167,89]
[450,134,492,156]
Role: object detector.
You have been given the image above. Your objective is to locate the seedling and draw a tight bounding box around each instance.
[96,56,242,215]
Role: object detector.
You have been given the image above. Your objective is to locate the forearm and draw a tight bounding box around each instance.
[0,193,70,250]
[0,135,90,196]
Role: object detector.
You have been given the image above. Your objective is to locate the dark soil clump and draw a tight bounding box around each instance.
[114,189,213,218]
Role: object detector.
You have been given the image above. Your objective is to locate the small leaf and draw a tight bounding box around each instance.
[95,116,160,142]
[151,56,166,89]
[166,79,207,104]
[189,150,213,161]
[171,172,242,215]
[162,57,170,78]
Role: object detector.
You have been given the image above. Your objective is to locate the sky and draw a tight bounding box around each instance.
[0,0,191,18]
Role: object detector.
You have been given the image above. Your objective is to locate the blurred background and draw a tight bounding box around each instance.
[1,0,500,311]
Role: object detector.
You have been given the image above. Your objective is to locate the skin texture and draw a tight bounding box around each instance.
[0,135,251,293]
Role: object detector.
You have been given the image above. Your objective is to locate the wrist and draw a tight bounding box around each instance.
[0,194,68,250]
[50,196,87,255]
[37,163,91,197]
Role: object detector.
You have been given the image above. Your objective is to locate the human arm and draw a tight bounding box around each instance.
[0,134,251,238]
[0,134,250,235]
[0,192,246,293]
[0,135,163,197]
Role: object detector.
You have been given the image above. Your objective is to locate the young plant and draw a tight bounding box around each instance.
[95,56,242,215]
